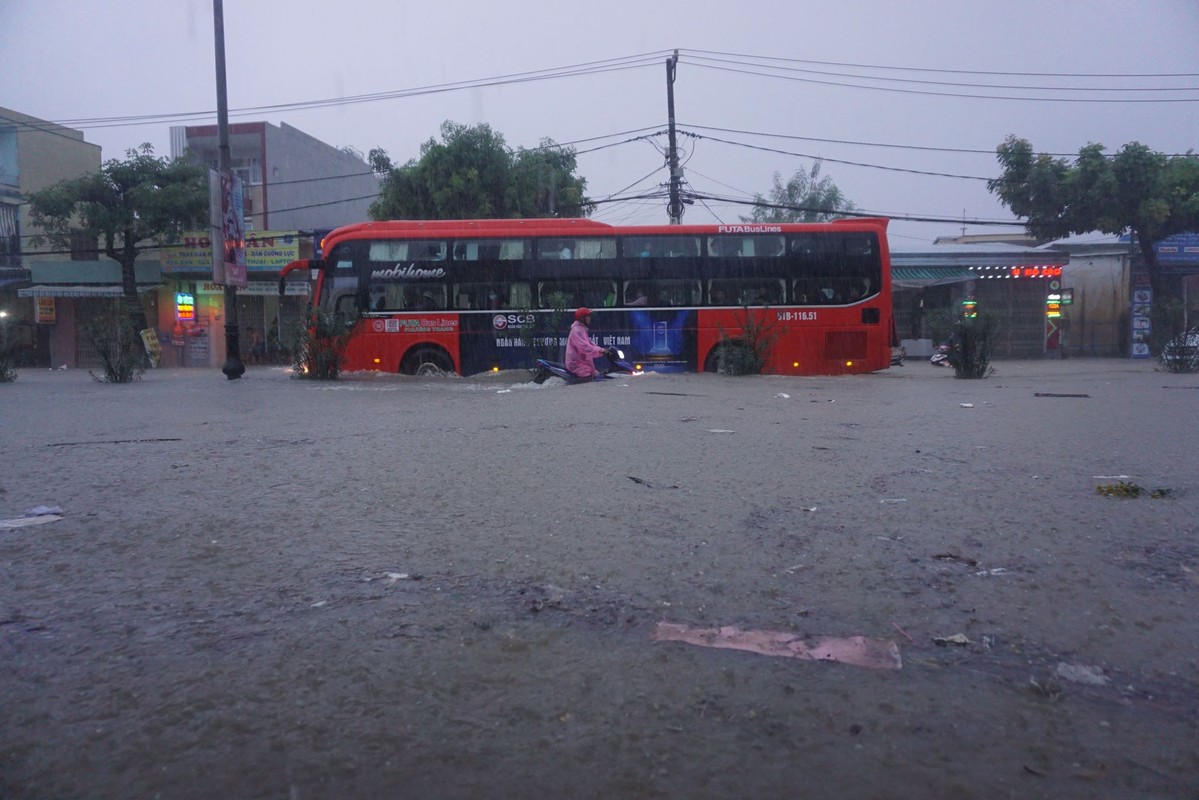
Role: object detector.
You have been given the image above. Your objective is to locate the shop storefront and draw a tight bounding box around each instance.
[892,244,1067,359]
[15,261,163,369]
[160,231,310,367]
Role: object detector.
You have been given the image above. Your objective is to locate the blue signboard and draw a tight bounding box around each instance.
[1154,232,1199,271]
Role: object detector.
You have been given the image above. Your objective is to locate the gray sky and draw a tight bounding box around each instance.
[3,0,1197,244]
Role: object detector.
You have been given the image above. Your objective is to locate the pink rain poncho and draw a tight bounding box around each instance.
[565,319,606,379]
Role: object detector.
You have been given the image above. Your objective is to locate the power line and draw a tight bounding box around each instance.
[7,53,673,134]
[682,52,1199,94]
[685,60,1199,104]
[685,190,1027,227]
[679,129,998,182]
[683,48,1199,79]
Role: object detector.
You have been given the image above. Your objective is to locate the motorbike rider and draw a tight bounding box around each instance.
[565,307,610,379]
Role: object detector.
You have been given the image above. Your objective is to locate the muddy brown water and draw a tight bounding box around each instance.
[2,360,1197,799]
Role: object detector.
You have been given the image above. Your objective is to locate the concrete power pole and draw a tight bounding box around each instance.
[214,0,244,379]
[666,50,684,225]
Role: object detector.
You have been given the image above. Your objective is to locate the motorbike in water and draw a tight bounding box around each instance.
[930,342,952,367]
[532,348,637,384]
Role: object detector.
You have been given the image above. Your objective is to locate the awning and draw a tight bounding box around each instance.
[18,285,157,298]
[0,278,28,290]
[892,266,977,289]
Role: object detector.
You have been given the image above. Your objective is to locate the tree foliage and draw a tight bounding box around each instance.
[988,136,1199,296]
[369,121,593,220]
[741,162,858,223]
[26,144,208,329]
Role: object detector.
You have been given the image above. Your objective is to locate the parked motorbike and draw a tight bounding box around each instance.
[930,342,952,367]
[532,348,637,384]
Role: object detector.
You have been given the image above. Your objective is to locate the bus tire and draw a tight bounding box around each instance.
[704,342,754,375]
[402,346,454,376]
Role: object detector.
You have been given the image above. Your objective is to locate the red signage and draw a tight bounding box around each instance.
[1010,265,1063,279]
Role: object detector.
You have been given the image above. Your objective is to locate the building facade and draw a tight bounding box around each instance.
[1,107,103,367]
[165,121,380,366]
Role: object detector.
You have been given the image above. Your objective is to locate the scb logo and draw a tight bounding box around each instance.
[493,313,535,330]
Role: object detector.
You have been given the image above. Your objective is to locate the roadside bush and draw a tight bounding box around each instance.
[1158,327,1199,374]
[290,307,358,380]
[714,306,780,376]
[948,313,997,379]
[922,307,957,345]
[84,302,145,383]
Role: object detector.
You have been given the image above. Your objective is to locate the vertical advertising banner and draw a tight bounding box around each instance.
[1130,273,1152,358]
[209,168,246,288]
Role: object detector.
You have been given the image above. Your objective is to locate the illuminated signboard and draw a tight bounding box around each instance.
[175,292,196,321]
[1010,265,1063,279]
[1046,293,1062,319]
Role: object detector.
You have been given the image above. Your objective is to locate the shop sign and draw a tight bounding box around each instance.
[175,292,196,321]
[197,281,309,296]
[163,230,301,272]
[34,297,56,324]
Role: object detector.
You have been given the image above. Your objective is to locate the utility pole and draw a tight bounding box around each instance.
[666,50,683,225]
[214,0,244,379]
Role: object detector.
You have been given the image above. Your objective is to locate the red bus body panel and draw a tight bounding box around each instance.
[310,218,892,377]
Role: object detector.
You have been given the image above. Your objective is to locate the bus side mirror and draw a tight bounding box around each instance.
[278,259,322,296]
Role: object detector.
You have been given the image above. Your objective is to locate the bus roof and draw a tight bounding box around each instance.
[321,217,890,249]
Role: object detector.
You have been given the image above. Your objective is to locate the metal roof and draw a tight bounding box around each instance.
[18,285,156,298]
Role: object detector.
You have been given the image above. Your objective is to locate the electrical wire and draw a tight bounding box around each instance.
[679,129,998,182]
[682,52,1199,94]
[682,48,1199,79]
[684,60,1199,104]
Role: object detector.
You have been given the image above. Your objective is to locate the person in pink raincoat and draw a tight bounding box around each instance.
[564,307,608,379]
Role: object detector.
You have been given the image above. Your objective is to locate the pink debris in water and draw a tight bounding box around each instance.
[653,622,902,670]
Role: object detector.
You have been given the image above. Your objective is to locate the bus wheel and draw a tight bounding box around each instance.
[703,345,731,374]
[704,342,755,375]
[403,347,453,376]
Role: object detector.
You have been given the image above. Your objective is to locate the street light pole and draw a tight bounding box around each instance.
[214,0,244,379]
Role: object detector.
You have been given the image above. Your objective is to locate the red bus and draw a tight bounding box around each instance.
[279,217,893,376]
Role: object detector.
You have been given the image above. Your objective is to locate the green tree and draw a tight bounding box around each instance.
[369,121,593,220]
[27,144,208,331]
[741,161,858,223]
[988,136,1199,298]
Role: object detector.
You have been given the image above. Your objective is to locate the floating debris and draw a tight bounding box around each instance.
[653,622,902,670]
[933,633,972,647]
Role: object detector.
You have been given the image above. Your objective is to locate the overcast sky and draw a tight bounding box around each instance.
[3,0,1197,244]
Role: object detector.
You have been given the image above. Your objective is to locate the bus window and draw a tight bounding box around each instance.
[625,280,701,307]
[401,285,445,311]
[622,235,701,258]
[451,239,527,261]
[707,235,784,258]
[708,279,782,306]
[451,282,531,309]
[369,240,447,262]
[536,238,615,260]
[537,279,616,309]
